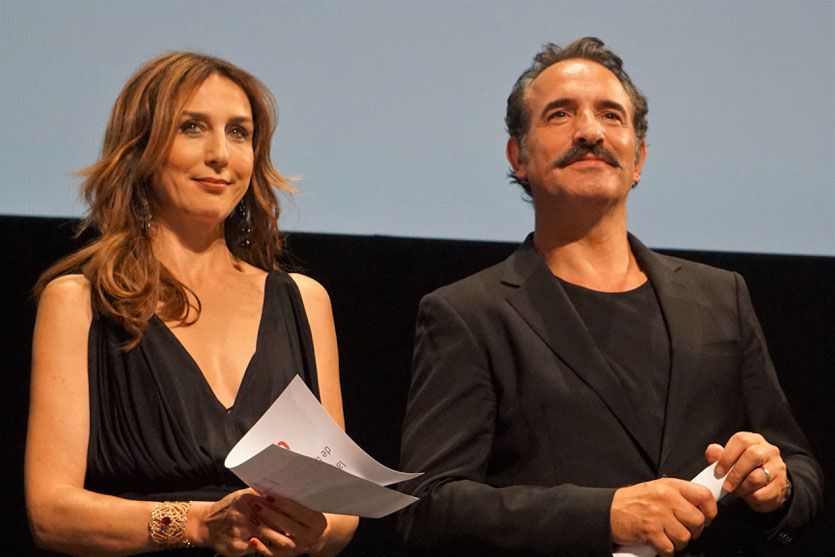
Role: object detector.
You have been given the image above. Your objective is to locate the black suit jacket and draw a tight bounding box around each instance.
[398,234,822,556]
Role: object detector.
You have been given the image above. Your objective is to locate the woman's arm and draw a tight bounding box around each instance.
[25,275,163,555]
[25,276,296,556]
[290,274,359,556]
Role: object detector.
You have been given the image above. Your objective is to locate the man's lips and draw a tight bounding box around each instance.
[567,155,608,165]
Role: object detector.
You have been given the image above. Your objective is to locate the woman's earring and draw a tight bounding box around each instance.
[135,185,153,232]
[238,198,252,249]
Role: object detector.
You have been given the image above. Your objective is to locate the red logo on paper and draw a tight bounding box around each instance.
[276,441,290,450]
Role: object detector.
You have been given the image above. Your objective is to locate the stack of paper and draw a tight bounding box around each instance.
[225,375,421,518]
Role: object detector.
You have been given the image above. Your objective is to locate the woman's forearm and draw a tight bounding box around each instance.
[27,483,160,556]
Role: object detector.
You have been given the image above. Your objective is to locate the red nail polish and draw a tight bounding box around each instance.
[250,516,260,527]
[249,539,258,547]
[252,503,262,512]
[265,495,275,503]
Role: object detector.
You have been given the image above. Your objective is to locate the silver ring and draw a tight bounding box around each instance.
[762,466,771,484]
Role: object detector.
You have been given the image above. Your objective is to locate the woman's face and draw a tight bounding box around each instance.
[151,73,254,229]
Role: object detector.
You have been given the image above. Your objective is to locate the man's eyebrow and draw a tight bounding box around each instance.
[598,100,628,114]
[539,98,574,119]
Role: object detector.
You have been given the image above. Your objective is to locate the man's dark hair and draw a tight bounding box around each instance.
[506,37,649,194]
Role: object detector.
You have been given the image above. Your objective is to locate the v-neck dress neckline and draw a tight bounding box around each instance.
[84,269,321,523]
[150,272,271,416]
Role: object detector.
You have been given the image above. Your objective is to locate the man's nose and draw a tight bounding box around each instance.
[572,111,604,145]
[205,131,229,172]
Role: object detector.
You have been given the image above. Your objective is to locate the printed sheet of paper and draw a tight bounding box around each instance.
[613,461,729,557]
[225,375,422,518]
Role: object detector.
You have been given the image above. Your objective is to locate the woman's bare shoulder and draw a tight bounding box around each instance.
[38,274,92,319]
[288,273,331,306]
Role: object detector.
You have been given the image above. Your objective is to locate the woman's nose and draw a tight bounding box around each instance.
[204,131,229,172]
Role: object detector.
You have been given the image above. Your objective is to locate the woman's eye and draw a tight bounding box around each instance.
[180,121,202,134]
[229,126,250,140]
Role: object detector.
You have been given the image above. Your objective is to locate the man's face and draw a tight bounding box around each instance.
[507,58,645,209]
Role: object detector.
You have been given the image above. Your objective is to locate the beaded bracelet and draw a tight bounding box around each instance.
[149,501,193,549]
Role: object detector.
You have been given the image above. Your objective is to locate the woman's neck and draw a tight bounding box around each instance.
[149,219,239,285]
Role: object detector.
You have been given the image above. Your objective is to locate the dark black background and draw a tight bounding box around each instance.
[2,216,831,555]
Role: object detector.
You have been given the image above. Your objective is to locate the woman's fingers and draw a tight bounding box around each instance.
[248,493,326,554]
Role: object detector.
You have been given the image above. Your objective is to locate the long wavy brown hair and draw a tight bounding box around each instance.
[36,52,292,349]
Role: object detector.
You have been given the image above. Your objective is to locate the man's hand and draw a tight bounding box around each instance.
[705,431,788,513]
[610,478,717,557]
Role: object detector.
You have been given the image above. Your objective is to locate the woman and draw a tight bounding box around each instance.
[25,52,358,556]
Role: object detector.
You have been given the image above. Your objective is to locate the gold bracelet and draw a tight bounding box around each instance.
[149,501,193,548]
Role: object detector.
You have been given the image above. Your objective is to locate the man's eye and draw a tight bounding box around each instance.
[549,110,567,119]
[603,112,622,121]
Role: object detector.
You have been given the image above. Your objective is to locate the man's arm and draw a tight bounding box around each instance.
[708,274,824,543]
[397,291,616,554]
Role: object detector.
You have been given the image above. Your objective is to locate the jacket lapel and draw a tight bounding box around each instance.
[629,235,705,470]
[501,235,657,463]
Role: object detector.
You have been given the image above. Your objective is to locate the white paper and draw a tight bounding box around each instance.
[613,461,729,557]
[690,461,730,501]
[225,375,422,518]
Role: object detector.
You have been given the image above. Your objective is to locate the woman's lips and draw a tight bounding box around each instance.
[192,178,230,192]
[193,177,230,184]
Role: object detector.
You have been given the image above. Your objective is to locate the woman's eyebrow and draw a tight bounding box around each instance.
[179,111,253,124]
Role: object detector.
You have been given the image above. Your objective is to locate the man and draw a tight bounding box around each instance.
[397,38,822,556]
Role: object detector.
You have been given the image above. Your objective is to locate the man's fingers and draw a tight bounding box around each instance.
[662,518,693,553]
[739,458,788,513]
[611,478,719,552]
[704,443,723,464]
[734,466,770,497]
[677,481,713,506]
[647,535,676,557]
[723,445,773,492]
[715,433,754,476]
[743,479,786,512]
[695,495,717,527]
[673,504,706,539]
[709,432,789,514]
[676,481,717,529]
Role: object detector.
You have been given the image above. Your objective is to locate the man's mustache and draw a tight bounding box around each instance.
[550,144,621,169]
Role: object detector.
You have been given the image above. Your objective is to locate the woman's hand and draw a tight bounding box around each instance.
[190,489,327,556]
[247,493,328,556]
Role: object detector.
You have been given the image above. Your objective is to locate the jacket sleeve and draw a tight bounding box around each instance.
[397,291,616,556]
[734,272,824,544]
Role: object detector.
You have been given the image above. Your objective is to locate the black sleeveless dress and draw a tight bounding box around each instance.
[84,270,319,554]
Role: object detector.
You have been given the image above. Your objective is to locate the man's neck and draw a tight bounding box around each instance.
[533,209,646,292]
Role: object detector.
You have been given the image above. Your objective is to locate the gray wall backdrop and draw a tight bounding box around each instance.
[2,0,833,256]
